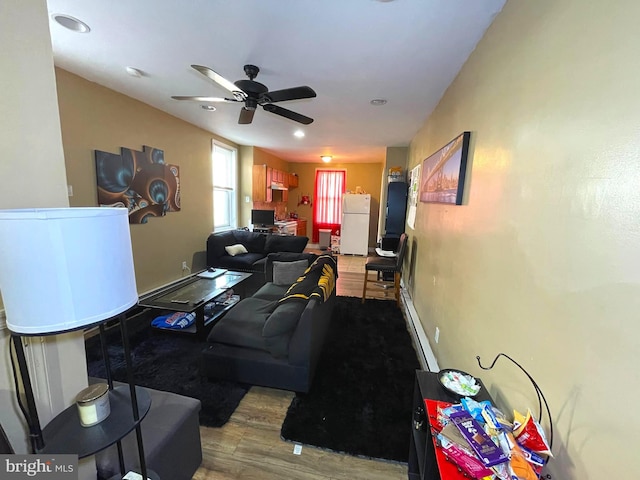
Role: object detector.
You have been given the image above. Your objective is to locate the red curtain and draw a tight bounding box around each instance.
[312,170,346,243]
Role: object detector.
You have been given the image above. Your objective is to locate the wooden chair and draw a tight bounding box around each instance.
[362,233,408,306]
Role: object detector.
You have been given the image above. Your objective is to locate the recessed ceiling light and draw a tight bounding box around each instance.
[201,105,216,111]
[321,155,332,163]
[52,14,91,33]
[370,99,387,106]
[125,66,143,78]
[294,130,305,138]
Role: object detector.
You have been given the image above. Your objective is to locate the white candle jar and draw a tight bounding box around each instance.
[76,383,110,427]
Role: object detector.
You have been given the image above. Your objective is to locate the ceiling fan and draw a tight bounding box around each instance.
[172,64,316,125]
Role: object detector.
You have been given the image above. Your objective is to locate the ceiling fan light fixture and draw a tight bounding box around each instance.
[294,130,305,138]
[321,155,332,163]
[52,14,90,33]
[201,105,216,111]
[370,98,387,106]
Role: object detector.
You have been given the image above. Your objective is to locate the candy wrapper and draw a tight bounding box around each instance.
[513,409,553,457]
[437,434,495,479]
[449,410,509,467]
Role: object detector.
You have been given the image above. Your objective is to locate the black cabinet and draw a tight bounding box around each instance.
[408,370,492,480]
[385,181,408,236]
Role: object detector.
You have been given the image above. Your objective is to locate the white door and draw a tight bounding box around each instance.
[341,213,369,255]
[343,194,371,214]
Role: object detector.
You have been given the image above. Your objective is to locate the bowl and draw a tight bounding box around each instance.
[438,369,481,398]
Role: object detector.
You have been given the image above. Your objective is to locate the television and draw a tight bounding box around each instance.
[251,209,275,227]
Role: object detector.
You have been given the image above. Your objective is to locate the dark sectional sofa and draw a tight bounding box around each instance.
[206,230,309,274]
[201,252,337,393]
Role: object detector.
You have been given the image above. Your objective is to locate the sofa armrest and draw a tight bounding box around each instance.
[288,292,335,368]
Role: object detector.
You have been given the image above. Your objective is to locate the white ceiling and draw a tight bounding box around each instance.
[46,0,505,163]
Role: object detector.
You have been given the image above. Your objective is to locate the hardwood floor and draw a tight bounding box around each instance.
[192,253,408,479]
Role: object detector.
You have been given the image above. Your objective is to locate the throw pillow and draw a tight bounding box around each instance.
[224,244,248,256]
[272,259,309,286]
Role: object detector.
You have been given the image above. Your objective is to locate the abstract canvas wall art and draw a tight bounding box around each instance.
[95,145,180,224]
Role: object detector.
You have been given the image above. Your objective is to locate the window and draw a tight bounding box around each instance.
[312,169,346,242]
[212,140,237,231]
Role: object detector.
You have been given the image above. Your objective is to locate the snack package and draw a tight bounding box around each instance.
[506,432,539,480]
[437,403,464,428]
[449,410,509,467]
[438,434,495,479]
[513,409,553,456]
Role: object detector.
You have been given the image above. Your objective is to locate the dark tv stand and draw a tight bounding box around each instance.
[253,226,272,234]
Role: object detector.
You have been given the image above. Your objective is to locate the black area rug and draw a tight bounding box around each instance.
[85,312,250,428]
[280,296,420,463]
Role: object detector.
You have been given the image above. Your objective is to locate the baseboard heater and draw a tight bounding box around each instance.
[400,288,439,372]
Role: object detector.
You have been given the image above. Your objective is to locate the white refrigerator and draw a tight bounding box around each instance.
[341,194,371,255]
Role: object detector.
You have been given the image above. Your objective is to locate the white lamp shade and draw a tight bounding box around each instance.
[0,208,138,334]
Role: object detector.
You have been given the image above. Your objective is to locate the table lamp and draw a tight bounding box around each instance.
[0,207,138,334]
[0,208,144,474]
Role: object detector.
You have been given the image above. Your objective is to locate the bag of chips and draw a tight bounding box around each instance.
[513,409,552,457]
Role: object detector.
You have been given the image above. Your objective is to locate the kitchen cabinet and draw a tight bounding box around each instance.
[296,219,307,237]
[252,165,272,202]
[289,173,299,188]
[253,165,294,203]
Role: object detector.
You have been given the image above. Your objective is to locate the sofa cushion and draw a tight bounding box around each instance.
[262,301,307,358]
[225,243,248,256]
[214,252,265,271]
[273,259,309,286]
[253,282,289,301]
[265,252,316,281]
[207,297,276,349]
[233,230,266,253]
[264,235,308,254]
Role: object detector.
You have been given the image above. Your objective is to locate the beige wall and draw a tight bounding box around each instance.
[0,2,90,474]
[253,147,289,171]
[56,69,239,292]
[407,0,640,477]
[289,162,384,244]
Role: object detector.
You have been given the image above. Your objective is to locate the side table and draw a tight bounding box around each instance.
[11,313,158,480]
[408,370,492,480]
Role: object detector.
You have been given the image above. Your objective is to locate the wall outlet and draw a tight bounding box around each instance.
[181,261,188,270]
[434,327,440,344]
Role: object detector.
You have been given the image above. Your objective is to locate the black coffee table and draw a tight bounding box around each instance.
[138,270,253,336]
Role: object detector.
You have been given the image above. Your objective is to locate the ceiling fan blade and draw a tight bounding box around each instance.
[263,104,313,125]
[171,95,238,102]
[191,65,247,100]
[262,86,316,103]
[238,107,255,124]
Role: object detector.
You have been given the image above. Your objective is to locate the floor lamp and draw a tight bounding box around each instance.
[0,208,150,479]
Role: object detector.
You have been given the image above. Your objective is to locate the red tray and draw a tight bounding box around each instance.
[424,399,469,480]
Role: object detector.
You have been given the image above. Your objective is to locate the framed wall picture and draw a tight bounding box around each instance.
[419,132,471,205]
